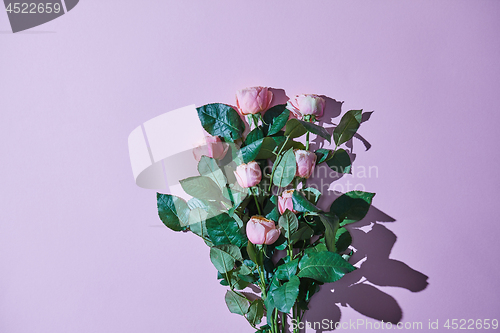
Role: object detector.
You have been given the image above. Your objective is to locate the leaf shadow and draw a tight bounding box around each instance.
[302,206,429,332]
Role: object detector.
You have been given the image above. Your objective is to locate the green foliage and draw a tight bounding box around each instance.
[326,149,352,174]
[330,191,375,226]
[156,97,375,332]
[333,109,362,146]
[298,251,356,283]
[291,190,319,213]
[197,103,245,142]
[272,148,296,187]
[225,290,250,315]
[278,210,299,239]
[206,213,247,247]
[157,193,190,231]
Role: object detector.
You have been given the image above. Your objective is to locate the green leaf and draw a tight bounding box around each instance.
[225,290,250,315]
[318,213,340,252]
[273,148,296,187]
[290,225,314,244]
[315,148,333,164]
[206,213,247,247]
[297,120,331,143]
[330,191,375,226]
[335,228,352,253]
[197,103,245,142]
[275,258,299,281]
[303,187,322,205]
[304,242,328,255]
[239,138,265,163]
[246,299,265,327]
[255,137,278,160]
[210,244,242,274]
[188,207,208,226]
[245,128,264,145]
[298,251,356,283]
[333,110,362,146]
[284,119,307,138]
[180,176,222,201]
[326,149,352,174]
[268,109,290,136]
[271,275,300,313]
[278,210,299,239]
[247,242,263,266]
[198,156,227,190]
[157,193,190,231]
[291,191,319,213]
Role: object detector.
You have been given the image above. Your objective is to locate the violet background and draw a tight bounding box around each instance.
[1,1,499,332]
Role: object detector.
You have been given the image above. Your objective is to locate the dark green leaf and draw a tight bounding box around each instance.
[291,191,319,213]
[225,290,250,315]
[206,213,247,247]
[326,149,352,174]
[198,156,227,190]
[268,109,290,136]
[197,103,245,142]
[278,210,299,239]
[275,258,299,280]
[273,148,296,187]
[290,225,314,244]
[304,242,328,255]
[318,213,340,252]
[210,244,242,274]
[240,138,265,163]
[284,119,307,138]
[333,110,362,146]
[180,176,222,201]
[330,191,375,226]
[297,120,331,143]
[247,242,263,266]
[298,252,356,283]
[255,137,278,160]
[246,299,265,326]
[245,128,264,145]
[271,275,300,313]
[335,228,352,253]
[157,193,190,231]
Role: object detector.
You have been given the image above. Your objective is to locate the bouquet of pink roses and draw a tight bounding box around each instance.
[157,87,374,333]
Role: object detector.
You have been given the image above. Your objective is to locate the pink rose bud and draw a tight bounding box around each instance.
[234,161,262,188]
[193,134,229,161]
[236,86,273,115]
[278,189,297,215]
[294,149,317,179]
[286,94,326,119]
[246,216,281,245]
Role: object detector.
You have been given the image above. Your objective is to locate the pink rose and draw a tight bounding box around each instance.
[286,94,325,119]
[193,134,229,161]
[294,149,317,179]
[236,87,273,115]
[278,189,297,215]
[234,161,262,188]
[246,216,281,245]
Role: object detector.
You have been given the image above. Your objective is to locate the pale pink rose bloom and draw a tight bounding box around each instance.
[192,134,229,161]
[234,161,262,188]
[278,189,297,215]
[236,86,273,115]
[246,216,281,245]
[294,150,317,179]
[286,94,326,119]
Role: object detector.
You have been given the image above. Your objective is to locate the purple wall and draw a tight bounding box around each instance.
[1,1,499,332]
